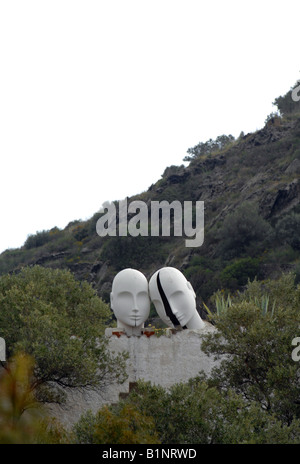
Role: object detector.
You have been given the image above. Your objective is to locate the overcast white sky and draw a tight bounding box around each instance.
[0,0,299,253]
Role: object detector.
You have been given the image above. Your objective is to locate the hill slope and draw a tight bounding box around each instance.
[1,86,300,320]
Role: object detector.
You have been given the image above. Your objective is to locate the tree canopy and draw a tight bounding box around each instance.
[0,265,128,404]
[201,273,300,425]
[273,80,300,116]
[183,134,235,161]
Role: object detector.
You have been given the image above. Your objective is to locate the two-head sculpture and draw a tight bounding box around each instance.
[110,266,205,336]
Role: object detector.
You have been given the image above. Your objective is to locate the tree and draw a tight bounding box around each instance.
[0,352,74,443]
[215,202,273,259]
[184,134,235,162]
[273,80,300,117]
[72,404,160,444]
[219,257,260,291]
[0,353,39,443]
[117,379,300,444]
[201,274,300,425]
[275,212,300,250]
[0,266,128,404]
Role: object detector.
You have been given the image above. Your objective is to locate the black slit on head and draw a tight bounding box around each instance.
[156,272,180,327]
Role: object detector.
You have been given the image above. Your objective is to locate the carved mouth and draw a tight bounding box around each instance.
[130,315,141,326]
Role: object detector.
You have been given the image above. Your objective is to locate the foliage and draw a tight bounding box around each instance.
[0,248,35,276]
[204,284,277,323]
[0,93,299,304]
[0,352,72,444]
[0,266,128,404]
[185,267,218,303]
[183,255,222,302]
[24,229,61,250]
[200,274,300,425]
[101,235,169,271]
[72,404,160,444]
[215,202,273,259]
[273,80,300,116]
[203,291,233,320]
[184,134,235,161]
[119,379,300,444]
[0,353,39,443]
[71,222,90,242]
[35,416,72,444]
[236,272,297,308]
[275,212,300,250]
[265,111,281,125]
[295,262,300,285]
[162,164,186,178]
[219,257,260,290]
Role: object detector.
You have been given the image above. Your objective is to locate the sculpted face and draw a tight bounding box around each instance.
[110,268,150,329]
[149,267,204,329]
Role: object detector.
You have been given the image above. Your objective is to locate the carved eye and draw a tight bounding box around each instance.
[117,291,134,309]
[137,291,150,311]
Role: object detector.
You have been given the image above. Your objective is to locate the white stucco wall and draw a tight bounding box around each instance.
[48,321,217,428]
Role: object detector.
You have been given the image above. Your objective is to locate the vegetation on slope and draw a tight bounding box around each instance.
[0,79,300,444]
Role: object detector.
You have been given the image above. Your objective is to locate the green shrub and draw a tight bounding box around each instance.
[0,266,128,405]
[275,212,300,250]
[220,257,260,290]
[120,379,300,444]
[72,223,89,242]
[215,202,273,259]
[72,404,160,444]
[201,273,300,425]
[273,80,300,116]
[24,230,53,249]
[101,235,169,271]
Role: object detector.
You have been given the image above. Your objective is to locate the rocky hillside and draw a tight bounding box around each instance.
[1,87,300,322]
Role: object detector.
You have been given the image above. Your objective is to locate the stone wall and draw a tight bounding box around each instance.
[48,321,217,428]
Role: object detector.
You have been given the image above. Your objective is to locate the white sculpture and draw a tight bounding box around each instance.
[110,268,150,336]
[149,266,205,330]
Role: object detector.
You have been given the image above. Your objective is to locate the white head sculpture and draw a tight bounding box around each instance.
[149,266,205,330]
[110,268,150,336]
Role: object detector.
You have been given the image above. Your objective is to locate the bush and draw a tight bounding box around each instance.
[101,235,169,271]
[273,80,300,116]
[184,266,220,303]
[0,352,72,444]
[220,257,260,290]
[275,212,300,250]
[0,266,128,404]
[72,404,160,444]
[24,230,53,249]
[215,202,273,259]
[201,273,300,425]
[119,379,300,444]
[184,134,235,162]
[72,222,89,242]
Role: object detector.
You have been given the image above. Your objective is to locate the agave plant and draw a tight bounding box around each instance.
[203,292,233,321]
[253,294,276,317]
[215,293,233,315]
[203,291,276,321]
